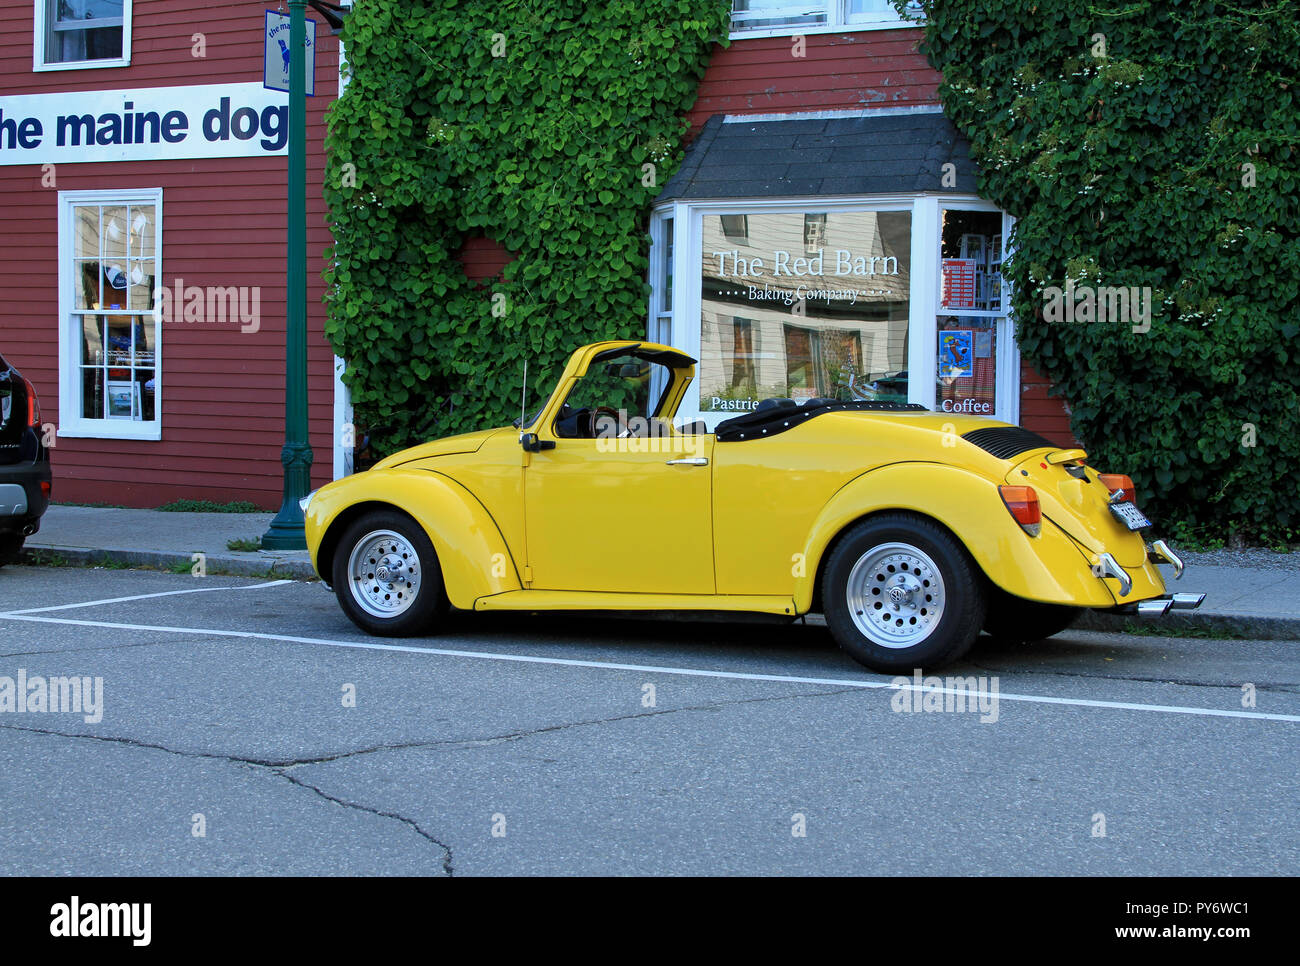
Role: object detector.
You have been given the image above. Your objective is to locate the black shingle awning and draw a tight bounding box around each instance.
[657,110,979,202]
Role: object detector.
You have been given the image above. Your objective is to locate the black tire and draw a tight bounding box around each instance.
[822,514,986,673]
[330,510,448,636]
[0,534,23,568]
[982,588,1081,644]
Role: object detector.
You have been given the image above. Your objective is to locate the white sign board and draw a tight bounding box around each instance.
[0,83,291,166]
[264,11,317,96]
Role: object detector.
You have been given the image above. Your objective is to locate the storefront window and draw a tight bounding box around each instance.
[59,189,162,438]
[699,209,911,413]
[937,208,1004,416]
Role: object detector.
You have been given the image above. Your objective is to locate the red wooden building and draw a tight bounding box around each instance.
[0,1,1072,512]
[0,0,342,508]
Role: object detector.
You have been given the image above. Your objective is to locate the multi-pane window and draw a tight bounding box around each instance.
[37,0,130,69]
[937,208,1005,417]
[730,0,917,32]
[59,190,161,438]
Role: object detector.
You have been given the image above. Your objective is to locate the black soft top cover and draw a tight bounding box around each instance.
[715,400,927,442]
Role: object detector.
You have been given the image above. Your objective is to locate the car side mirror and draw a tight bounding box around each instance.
[520,432,555,453]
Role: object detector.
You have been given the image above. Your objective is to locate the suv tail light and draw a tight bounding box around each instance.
[999,485,1041,537]
[1098,473,1136,504]
[24,378,40,430]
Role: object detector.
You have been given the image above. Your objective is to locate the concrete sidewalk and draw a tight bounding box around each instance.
[21,504,316,579]
[16,504,1300,640]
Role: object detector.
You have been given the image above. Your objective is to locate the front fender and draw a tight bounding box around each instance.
[795,462,1134,612]
[305,468,522,608]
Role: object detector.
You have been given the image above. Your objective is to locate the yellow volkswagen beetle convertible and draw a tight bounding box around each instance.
[302,341,1202,673]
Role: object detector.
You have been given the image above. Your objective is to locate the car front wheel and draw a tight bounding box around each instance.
[331,510,447,636]
[823,514,986,673]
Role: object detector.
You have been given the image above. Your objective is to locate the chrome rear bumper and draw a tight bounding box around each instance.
[1147,539,1184,579]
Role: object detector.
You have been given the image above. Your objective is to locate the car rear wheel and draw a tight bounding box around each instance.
[982,588,1081,644]
[331,510,447,636]
[0,534,23,568]
[823,514,985,673]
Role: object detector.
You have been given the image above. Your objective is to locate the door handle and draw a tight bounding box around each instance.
[665,457,708,466]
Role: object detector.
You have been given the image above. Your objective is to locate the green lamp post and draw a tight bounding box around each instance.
[261,0,347,550]
[262,0,312,550]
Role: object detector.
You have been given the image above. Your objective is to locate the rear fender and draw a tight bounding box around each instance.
[796,462,1127,612]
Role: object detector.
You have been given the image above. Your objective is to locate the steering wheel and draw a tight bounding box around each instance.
[588,406,625,439]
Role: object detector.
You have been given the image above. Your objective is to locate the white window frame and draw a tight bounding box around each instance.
[921,196,1020,427]
[33,0,133,72]
[650,194,1020,431]
[57,186,163,440]
[729,0,921,39]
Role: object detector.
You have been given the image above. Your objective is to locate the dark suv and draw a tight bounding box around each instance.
[0,353,52,566]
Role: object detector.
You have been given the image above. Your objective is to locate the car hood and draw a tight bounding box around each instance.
[372,427,508,469]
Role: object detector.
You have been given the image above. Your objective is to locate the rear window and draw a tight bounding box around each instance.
[0,366,30,457]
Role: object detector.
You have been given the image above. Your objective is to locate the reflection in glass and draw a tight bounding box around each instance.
[699,210,911,412]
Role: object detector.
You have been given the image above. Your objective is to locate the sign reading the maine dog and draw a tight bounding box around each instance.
[0,83,290,166]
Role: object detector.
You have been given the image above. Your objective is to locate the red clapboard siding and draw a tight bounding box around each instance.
[1020,361,1079,447]
[685,28,940,136]
[456,236,511,286]
[0,0,341,509]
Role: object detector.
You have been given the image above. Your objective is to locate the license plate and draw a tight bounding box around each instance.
[1109,501,1151,531]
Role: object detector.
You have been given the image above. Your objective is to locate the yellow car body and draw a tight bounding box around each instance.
[305,341,1189,671]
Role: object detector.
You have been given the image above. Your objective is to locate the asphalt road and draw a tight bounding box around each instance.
[0,565,1297,876]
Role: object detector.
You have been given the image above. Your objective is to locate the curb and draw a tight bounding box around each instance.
[813,609,1300,641]
[1075,608,1300,641]
[21,544,318,580]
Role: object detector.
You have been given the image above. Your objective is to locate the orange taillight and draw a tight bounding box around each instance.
[1098,474,1135,504]
[999,485,1041,536]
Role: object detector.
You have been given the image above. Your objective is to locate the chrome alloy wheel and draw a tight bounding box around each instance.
[845,541,946,648]
[347,529,422,619]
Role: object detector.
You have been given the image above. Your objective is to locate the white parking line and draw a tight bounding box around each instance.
[1,611,1297,723]
[0,579,293,616]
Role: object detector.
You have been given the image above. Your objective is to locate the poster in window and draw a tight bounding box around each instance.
[938,330,973,379]
[941,258,977,310]
[106,381,140,420]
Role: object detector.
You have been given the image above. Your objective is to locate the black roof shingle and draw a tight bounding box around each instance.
[657,110,979,202]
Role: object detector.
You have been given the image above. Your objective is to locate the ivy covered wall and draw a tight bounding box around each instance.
[899,0,1299,539]
[323,0,730,455]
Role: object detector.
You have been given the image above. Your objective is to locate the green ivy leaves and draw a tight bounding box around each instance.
[322,0,729,453]
[905,0,1300,538]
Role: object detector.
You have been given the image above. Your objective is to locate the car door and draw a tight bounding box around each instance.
[521,347,715,594]
[524,437,715,593]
